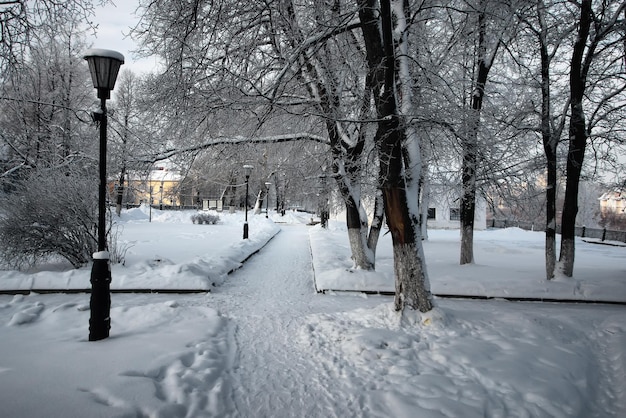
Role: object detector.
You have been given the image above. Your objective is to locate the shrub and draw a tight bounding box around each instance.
[191,213,220,225]
[0,169,99,269]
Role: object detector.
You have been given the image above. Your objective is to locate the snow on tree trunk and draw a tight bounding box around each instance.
[382,169,433,313]
[253,190,262,215]
[344,191,375,269]
[359,0,433,313]
[367,189,385,254]
[420,163,431,241]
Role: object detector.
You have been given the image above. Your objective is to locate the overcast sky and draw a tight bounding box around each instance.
[88,0,159,75]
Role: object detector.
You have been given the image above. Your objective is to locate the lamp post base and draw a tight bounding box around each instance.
[89,256,111,341]
[243,222,249,239]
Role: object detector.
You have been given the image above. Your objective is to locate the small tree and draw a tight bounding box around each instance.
[0,169,98,269]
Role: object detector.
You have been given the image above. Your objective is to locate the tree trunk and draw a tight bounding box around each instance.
[460,118,477,265]
[538,0,558,279]
[346,198,375,269]
[460,2,497,265]
[378,120,432,312]
[115,168,126,217]
[359,0,433,312]
[367,189,385,253]
[559,0,592,277]
[545,147,558,279]
[420,163,431,241]
[253,190,262,215]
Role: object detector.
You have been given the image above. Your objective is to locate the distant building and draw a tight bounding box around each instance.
[426,184,487,230]
[599,189,625,216]
[119,163,184,207]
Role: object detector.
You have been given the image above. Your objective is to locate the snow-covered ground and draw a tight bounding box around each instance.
[0,208,625,417]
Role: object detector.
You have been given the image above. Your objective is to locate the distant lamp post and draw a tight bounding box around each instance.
[243,165,254,239]
[159,183,163,210]
[265,182,272,218]
[84,48,124,341]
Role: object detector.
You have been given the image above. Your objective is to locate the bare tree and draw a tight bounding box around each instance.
[458,0,518,265]
[0,0,98,75]
[109,69,142,216]
[559,0,626,277]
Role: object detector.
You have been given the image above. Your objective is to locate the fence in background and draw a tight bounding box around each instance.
[489,219,626,244]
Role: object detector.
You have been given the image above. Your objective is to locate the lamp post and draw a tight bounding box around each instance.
[83,48,124,341]
[265,182,271,218]
[159,183,163,210]
[243,165,254,239]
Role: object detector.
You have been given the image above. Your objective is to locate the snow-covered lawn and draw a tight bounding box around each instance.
[0,207,281,292]
[311,221,626,302]
[0,208,624,417]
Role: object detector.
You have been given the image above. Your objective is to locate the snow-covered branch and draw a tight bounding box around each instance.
[134,132,330,164]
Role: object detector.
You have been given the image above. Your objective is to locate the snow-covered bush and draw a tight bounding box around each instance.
[0,169,99,269]
[191,213,220,225]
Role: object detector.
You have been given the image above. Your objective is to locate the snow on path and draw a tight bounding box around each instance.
[210,225,386,417]
[593,316,626,417]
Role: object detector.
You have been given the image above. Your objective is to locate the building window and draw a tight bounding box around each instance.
[449,208,460,221]
[427,208,436,219]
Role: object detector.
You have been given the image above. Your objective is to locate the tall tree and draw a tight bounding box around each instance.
[0,13,102,268]
[358,0,433,312]
[110,69,141,216]
[459,0,511,265]
[515,0,571,279]
[559,0,626,276]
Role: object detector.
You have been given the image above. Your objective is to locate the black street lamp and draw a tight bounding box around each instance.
[265,182,272,218]
[243,164,254,239]
[83,48,124,341]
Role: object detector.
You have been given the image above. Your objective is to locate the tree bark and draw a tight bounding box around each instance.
[559,0,592,277]
[115,168,126,217]
[537,0,558,279]
[359,0,433,312]
[460,1,498,265]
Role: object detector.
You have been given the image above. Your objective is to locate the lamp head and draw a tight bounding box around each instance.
[83,48,125,99]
